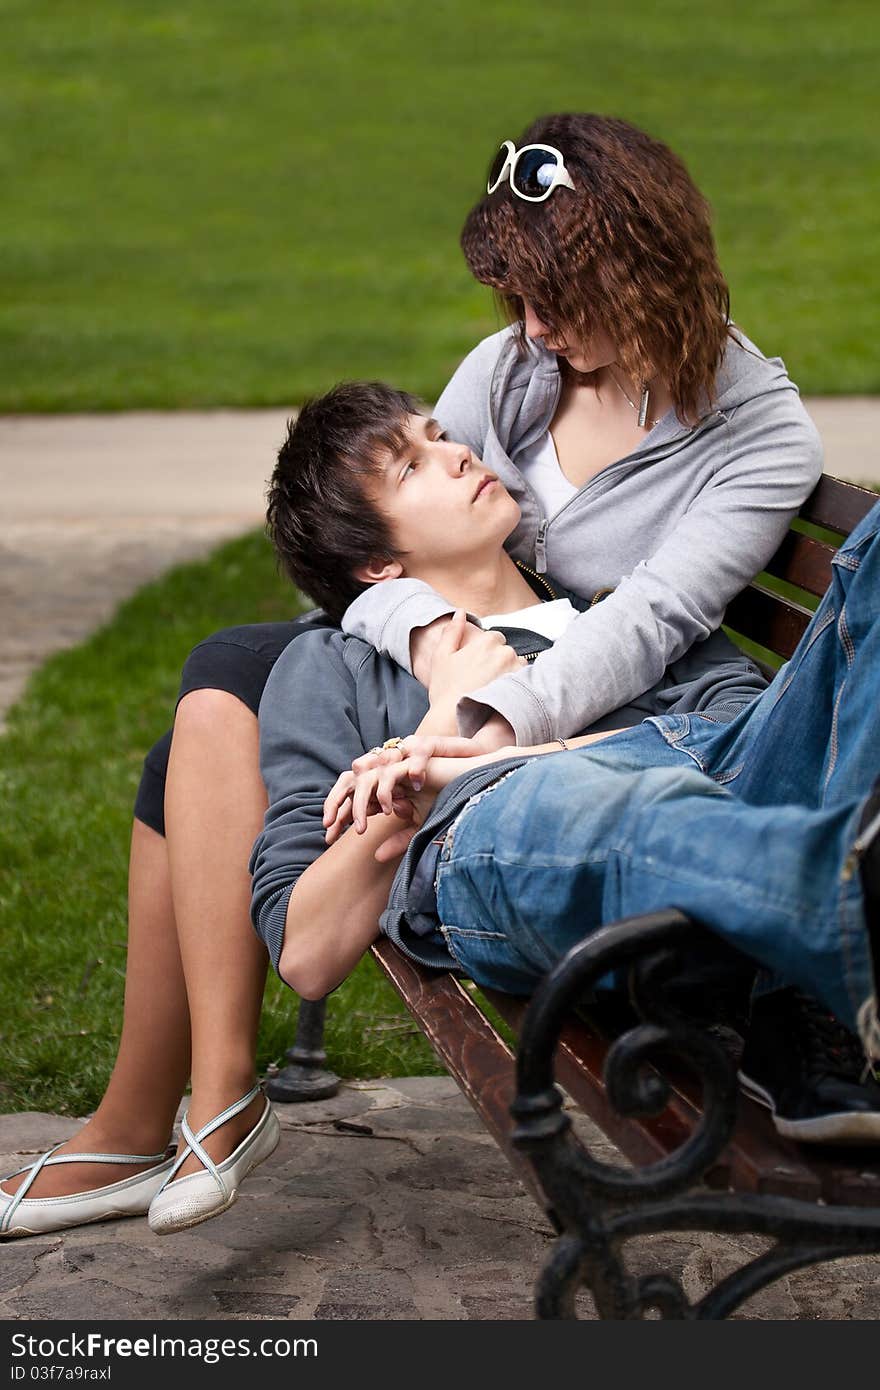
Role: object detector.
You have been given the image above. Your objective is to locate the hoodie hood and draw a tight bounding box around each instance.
[481,322,797,466]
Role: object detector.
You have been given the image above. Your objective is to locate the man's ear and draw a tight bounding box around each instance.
[352,557,405,585]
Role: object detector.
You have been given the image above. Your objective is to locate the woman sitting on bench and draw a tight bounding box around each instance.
[0,115,827,1239]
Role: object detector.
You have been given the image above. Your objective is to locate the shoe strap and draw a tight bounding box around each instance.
[1,1144,63,1232]
[160,1084,263,1198]
[1,1146,173,1233]
[36,1150,170,1167]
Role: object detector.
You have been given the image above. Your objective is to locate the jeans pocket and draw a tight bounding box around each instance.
[439,923,538,996]
[647,711,749,785]
[440,769,523,864]
[648,713,712,773]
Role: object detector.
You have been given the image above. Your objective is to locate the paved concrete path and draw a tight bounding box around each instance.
[0,409,290,720]
[3,1086,879,1321]
[2,402,879,1321]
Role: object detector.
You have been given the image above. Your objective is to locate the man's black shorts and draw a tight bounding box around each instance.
[133,615,329,836]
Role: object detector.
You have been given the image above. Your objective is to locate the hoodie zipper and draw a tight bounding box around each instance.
[514,557,557,600]
[526,410,727,576]
[534,520,549,573]
[487,327,738,579]
[506,561,559,659]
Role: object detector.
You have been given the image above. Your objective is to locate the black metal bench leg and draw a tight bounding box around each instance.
[264,996,340,1102]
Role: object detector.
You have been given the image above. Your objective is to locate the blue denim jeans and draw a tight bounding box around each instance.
[435,500,880,1057]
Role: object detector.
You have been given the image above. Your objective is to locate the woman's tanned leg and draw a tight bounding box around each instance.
[4,689,272,1201]
[2,819,191,1198]
[163,689,269,1178]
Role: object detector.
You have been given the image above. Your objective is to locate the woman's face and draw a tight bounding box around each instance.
[521,297,617,374]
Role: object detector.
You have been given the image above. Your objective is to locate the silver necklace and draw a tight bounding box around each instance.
[607,368,660,429]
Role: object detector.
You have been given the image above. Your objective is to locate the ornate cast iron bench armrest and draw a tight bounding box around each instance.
[507,909,880,1319]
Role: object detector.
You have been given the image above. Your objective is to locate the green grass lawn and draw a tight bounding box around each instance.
[1,0,878,410]
[1,506,873,1118]
[0,534,441,1118]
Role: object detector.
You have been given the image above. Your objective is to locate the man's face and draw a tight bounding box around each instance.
[367,414,521,583]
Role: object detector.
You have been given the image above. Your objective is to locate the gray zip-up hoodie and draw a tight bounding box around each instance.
[342,326,823,744]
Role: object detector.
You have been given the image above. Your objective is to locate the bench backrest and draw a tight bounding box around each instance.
[725,475,877,661]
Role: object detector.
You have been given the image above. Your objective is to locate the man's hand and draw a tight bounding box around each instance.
[410,614,456,687]
[322,733,488,846]
[324,734,517,862]
[323,724,629,864]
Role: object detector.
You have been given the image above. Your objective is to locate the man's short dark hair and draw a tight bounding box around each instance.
[267,381,421,621]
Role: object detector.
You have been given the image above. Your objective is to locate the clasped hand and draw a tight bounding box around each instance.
[322,734,498,861]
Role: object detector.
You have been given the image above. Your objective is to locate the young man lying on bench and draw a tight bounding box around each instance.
[250,381,880,1147]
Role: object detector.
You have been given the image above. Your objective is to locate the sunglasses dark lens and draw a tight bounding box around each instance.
[513,148,560,198]
[487,145,509,190]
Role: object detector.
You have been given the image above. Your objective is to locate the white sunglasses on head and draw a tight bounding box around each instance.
[487,140,576,202]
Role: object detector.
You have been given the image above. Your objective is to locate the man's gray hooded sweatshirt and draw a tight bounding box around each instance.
[342,326,824,744]
[251,571,767,977]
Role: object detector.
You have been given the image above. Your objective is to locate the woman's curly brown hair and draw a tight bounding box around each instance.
[461,114,732,423]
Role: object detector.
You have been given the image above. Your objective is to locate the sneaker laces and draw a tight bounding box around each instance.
[792,991,880,1087]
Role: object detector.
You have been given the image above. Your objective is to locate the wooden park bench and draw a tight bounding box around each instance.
[271,473,880,1320]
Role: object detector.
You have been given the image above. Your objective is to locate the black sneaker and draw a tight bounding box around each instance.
[738,988,880,1144]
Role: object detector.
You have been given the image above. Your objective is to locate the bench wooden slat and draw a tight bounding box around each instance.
[375,945,817,1206]
[799,474,877,534]
[810,1156,880,1207]
[380,942,845,1203]
[370,939,550,1212]
[643,1064,824,1201]
[724,584,813,659]
[762,530,836,598]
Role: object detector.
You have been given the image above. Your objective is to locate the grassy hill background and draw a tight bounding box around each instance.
[1,0,878,411]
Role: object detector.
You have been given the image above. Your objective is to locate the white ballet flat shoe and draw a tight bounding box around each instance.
[0,1145,176,1239]
[148,1085,280,1235]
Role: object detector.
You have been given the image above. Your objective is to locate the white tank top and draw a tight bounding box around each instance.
[515,430,578,518]
[481,597,579,642]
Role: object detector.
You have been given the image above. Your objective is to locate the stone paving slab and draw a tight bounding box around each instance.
[1,1082,878,1321]
[0,409,289,520]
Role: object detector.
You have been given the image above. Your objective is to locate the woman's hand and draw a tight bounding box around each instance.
[323,733,490,845]
[466,710,517,753]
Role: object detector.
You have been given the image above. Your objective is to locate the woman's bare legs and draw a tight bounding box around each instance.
[3,688,271,1199]
[163,689,269,1179]
[2,819,191,1197]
